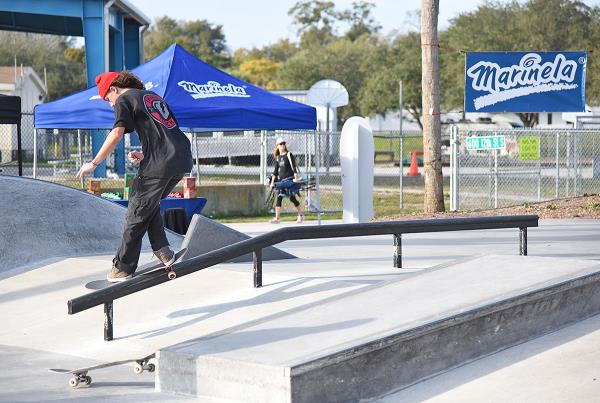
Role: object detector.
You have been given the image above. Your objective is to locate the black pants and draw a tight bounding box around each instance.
[113,174,183,274]
[276,194,300,207]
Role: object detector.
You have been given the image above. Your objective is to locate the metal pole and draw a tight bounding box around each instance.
[253,249,262,288]
[193,131,200,186]
[575,133,580,195]
[400,136,404,209]
[325,103,331,175]
[537,133,541,202]
[33,128,37,179]
[494,148,498,209]
[393,233,402,268]
[450,126,458,211]
[519,227,528,256]
[307,131,312,213]
[488,149,493,208]
[566,133,571,197]
[104,302,113,341]
[399,80,404,210]
[77,130,84,189]
[17,122,22,176]
[555,132,560,198]
[315,130,321,225]
[259,130,265,184]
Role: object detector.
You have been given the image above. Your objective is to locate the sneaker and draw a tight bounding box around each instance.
[106,266,132,282]
[296,214,304,223]
[154,246,176,267]
[270,218,280,224]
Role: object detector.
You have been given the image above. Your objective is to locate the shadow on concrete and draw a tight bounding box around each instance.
[0,272,99,304]
[117,275,389,341]
[194,319,374,354]
[377,313,600,402]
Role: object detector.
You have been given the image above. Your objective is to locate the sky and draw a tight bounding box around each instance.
[126,0,494,51]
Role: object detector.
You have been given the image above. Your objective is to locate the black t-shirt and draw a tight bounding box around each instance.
[113,89,193,178]
[273,152,297,180]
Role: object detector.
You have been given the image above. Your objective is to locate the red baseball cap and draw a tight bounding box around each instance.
[95,71,119,100]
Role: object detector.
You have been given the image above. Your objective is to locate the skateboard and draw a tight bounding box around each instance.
[49,353,155,388]
[85,248,188,290]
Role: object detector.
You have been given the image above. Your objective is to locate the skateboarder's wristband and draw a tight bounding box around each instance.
[91,160,99,167]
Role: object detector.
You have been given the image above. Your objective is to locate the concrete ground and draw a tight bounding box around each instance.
[0,218,598,402]
[376,313,600,403]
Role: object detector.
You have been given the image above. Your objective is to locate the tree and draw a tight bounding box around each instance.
[278,36,377,121]
[421,0,445,212]
[229,39,298,89]
[338,1,381,41]
[144,16,230,68]
[289,0,382,47]
[0,32,86,101]
[359,33,423,128]
[289,0,337,48]
[236,58,282,89]
[442,0,600,126]
[261,39,299,63]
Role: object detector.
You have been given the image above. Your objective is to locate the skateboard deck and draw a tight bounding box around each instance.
[85,248,188,290]
[49,353,155,388]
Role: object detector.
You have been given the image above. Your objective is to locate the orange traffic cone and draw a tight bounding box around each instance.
[407,151,421,176]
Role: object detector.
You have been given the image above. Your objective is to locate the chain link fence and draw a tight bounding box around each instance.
[5,118,438,218]
[0,112,33,176]
[452,128,600,210]
[189,130,343,217]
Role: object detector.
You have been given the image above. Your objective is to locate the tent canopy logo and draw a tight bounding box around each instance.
[178,80,250,99]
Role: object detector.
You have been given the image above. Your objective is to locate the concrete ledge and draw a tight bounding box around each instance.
[288,271,600,402]
[156,255,600,402]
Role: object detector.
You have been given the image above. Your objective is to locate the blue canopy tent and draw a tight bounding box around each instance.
[34,44,316,131]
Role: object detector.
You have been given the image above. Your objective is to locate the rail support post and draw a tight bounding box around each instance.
[253,249,263,288]
[519,227,528,256]
[104,302,113,341]
[393,233,402,268]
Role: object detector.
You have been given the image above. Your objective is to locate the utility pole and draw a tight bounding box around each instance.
[421,0,445,212]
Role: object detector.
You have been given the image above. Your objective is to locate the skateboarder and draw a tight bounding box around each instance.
[76,71,193,282]
[269,138,304,224]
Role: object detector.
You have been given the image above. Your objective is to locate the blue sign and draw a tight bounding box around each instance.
[464,51,586,113]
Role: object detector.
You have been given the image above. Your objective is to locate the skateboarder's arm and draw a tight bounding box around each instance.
[92,127,126,165]
[76,127,126,178]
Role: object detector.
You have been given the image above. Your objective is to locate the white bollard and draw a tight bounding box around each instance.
[340,117,373,223]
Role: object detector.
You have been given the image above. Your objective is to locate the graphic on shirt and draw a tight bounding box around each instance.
[143,94,177,129]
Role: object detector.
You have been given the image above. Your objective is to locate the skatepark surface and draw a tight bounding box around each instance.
[1,217,599,402]
[0,176,183,276]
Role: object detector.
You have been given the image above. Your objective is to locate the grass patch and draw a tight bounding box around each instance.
[373,136,423,161]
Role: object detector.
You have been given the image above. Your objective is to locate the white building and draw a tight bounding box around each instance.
[0,66,47,112]
[540,106,600,129]
[0,66,47,163]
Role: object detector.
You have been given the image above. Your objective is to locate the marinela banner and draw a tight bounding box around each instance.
[464,51,586,113]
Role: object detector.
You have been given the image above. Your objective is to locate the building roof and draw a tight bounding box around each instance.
[0,66,27,84]
[0,66,47,95]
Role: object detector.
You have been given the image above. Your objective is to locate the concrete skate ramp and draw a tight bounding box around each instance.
[0,176,182,273]
[157,255,600,402]
[181,214,296,262]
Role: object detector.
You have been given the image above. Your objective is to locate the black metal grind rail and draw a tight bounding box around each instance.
[68,215,538,340]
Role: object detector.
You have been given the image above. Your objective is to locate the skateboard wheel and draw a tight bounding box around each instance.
[69,377,79,387]
[146,363,156,372]
[168,271,176,280]
[134,363,144,374]
[84,376,92,385]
